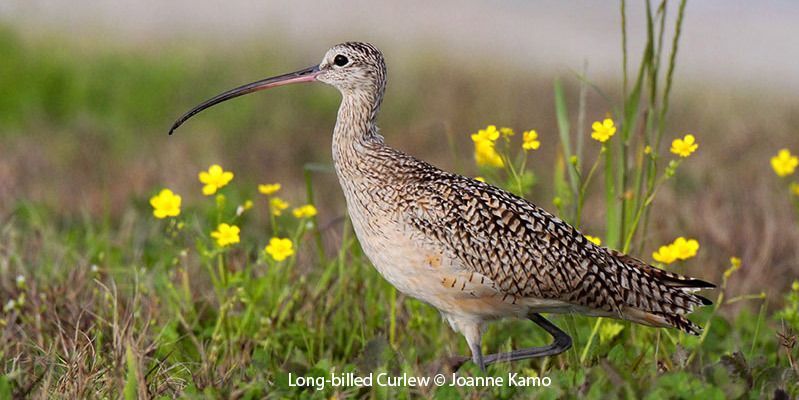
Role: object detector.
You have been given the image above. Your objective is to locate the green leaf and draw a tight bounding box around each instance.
[124,345,139,400]
[0,375,12,400]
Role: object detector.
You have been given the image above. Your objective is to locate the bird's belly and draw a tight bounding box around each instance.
[350,218,533,319]
[353,223,445,301]
[343,192,573,319]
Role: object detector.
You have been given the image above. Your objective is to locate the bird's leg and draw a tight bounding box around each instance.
[462,323,486,372]
[435,318,485,373]
[441,314,571,373]
[469,342,486,372]
[482,313,572,366]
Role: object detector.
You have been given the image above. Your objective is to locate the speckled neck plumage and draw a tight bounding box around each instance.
[331,89,388,182]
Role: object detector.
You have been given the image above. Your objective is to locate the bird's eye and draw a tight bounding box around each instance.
[333,54,349,67]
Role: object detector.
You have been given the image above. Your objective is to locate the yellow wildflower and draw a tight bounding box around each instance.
[292,204,318,218]
[199,164,234,195]
[149,189,181,219]
[471,125,500,143]
[474,140,504,168]
[265,237,294,261]
[671,237,699,260]
[790,182,799,196]
[793,280,799,292]
[585,235,602,246]
[522,130,541,151]
[771,149,798,177]
[258,183,281,196]
[470,125,504,167]
[269,197,289,216]
[724,256,742,279]
[499,127,515,137]
[599,321,624,344]
[670,134,699,157]
[474,176,486,182]
[211,223,240,247]
[591,118,616,143]
[644,145,652,154]
[653,237,699,264]
[652,245,678,264]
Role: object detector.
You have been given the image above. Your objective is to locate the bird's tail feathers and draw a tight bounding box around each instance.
[607,249,714,335]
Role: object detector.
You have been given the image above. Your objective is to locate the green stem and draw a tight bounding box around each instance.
[502,152,525,197]
[389,286,397,348]
[749,299,767,360]
[604,144,620,248]
[621,0,628,97]
[554,79,580,221]
[217,253,226,288]
[575,148,603,227]
[623,161,677,252]
[581,317,603,364]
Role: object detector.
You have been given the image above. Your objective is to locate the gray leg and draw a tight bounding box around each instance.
[445,313,571,372]
[460,321,485,372]
[469,342,485,372]
[483,314,572,365]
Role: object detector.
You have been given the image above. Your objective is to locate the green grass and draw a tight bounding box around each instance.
[2,184,797,398]
[2,1,799,398]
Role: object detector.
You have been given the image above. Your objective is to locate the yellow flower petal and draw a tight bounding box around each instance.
[474,139,504,168]
[149,189,181,219]
[471,125,501,143]
[211,223,240,247]
[198,164,234,195]
[269,197,289,216]
[258,183,281,195]
[292,204,318,218]
[522,130,541,151]
[652,245,677,264]
[265,237,294,261]
[584,235,602,246]
[771,149,798,177]
[591,118,616,143]
[499,127,515,137]
[671,237,699,260]
[670,134,699,158]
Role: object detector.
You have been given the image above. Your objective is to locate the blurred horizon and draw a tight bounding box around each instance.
[2,0,799,94]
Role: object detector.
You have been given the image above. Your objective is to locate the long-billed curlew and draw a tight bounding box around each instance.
[169,42,714,371]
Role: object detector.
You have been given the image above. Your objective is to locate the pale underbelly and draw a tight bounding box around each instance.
[350,217,574,320]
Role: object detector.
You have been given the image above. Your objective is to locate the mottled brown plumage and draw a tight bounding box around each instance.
[170,41,715,371]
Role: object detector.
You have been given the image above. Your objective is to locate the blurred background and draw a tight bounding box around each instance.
[1,0,798,297]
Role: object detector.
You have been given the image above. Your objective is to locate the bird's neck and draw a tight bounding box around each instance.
[331,90,386,172]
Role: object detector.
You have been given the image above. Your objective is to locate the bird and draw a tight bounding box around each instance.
[169,41,715,372]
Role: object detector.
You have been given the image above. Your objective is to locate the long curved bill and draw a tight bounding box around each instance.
[169,65,321,135]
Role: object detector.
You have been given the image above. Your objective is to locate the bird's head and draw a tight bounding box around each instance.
[169,41,386,135]
[317,42,386,94]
